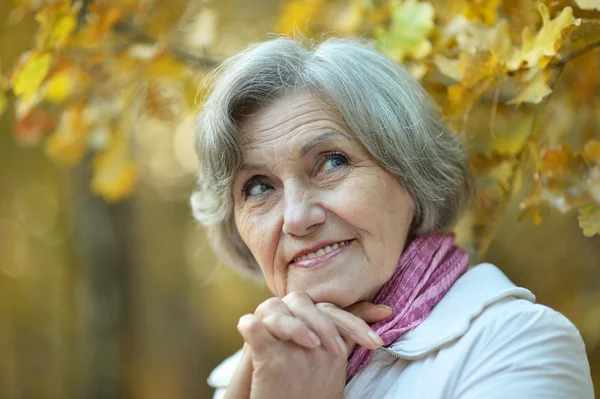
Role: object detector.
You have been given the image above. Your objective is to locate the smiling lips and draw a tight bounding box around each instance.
[290,240,353,268]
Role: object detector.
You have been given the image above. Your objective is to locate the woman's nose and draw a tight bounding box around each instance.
[282,186,326,237]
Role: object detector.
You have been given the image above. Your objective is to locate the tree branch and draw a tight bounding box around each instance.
[549,41,600,68]
[113,20,220,68]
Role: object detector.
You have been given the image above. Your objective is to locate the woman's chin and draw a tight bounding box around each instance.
[300,284,360,309]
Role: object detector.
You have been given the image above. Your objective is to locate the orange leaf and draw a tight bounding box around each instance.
[14,109,57,146]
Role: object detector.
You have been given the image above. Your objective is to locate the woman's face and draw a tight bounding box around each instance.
[233,89,415,308]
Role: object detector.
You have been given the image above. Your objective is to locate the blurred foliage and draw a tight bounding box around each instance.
[0,0,599,398]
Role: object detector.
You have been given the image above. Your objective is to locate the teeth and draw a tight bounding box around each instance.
[293,240,351,263]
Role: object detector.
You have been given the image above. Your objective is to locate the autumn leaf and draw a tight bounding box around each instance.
[86,4,123,41]
[434,53,467,82]
[583,140,600,165]
[574,0,600,11]
[14,109,57,146]
[507,5,581,70]
[492,114,532,156]
[11,52,53,100]
[536,145,591,212]
[461,50,504,89]
[35,2,79,50]
[274,0,326,36]
[43,66,88,104]
[45,104,89,166]
[375,0,435,62]
[328,1,366,34]
[508,68,553,105]
[578,205,600,237]
[180,8,217,51]
[462,0,501,27]
[91,133,138,202]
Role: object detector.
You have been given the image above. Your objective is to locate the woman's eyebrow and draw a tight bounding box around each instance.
[299,131,350,157]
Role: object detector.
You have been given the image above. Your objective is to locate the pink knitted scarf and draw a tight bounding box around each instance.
[346,231,468,383]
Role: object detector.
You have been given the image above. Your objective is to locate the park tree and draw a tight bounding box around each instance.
[1,0,600,259]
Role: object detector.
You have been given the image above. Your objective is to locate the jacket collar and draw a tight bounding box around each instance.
[386,262,535,358]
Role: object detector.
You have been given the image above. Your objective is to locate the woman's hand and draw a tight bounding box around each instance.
[224,292,393,399]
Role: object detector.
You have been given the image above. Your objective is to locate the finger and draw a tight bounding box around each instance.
[317,302,384,350]
[255,297,294,320]
[237,314,278,358]
[345,302,394,323]
[337,329,358,358]
[283,291,344,356]
[261,313,321,349]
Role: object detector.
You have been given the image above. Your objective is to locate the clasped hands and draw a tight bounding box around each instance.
[224,291,394,399]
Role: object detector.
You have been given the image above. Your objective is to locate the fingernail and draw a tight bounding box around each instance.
[377,305,393,312]
[336,336,347,356]
[308,331,321,347]
[368,331,384,347]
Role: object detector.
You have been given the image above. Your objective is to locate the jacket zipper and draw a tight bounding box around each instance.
[344,347,424,395]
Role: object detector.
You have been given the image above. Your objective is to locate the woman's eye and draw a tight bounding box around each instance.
[321,153,348,172]
[244,181,271,198]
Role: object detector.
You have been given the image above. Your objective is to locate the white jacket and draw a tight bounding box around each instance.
[208,263,594,398]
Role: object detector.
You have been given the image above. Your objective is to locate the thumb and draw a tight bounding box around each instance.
[344,301,394,323]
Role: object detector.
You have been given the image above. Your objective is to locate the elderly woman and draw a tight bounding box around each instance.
[191,37,594,398]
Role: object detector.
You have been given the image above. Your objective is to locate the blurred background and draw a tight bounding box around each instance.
[0,0,599,398]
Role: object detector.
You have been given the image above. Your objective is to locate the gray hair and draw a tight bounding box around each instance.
[190,37,473,278]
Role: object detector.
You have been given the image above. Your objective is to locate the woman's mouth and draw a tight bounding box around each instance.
[290,240,354,269]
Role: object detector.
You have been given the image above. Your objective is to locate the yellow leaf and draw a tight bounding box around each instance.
[453,18,513,61]
[584,140,600,165]
[274,0,326,36]
[433,53,466,81]
[492,115,532,156]
[327,1,366,35]
[145,54,189,80]
[508,69,553,105]
[574,0,600,10]
[45,104,89,166]
[578,205,600,237]
[461,50,503,89]
[375,0,435,62]
[35,2,79,50]
[11,52,53,100]
[507,5,581,71]
[43,68,79,104]
[91,133,137,202]
[462,0,501,26]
